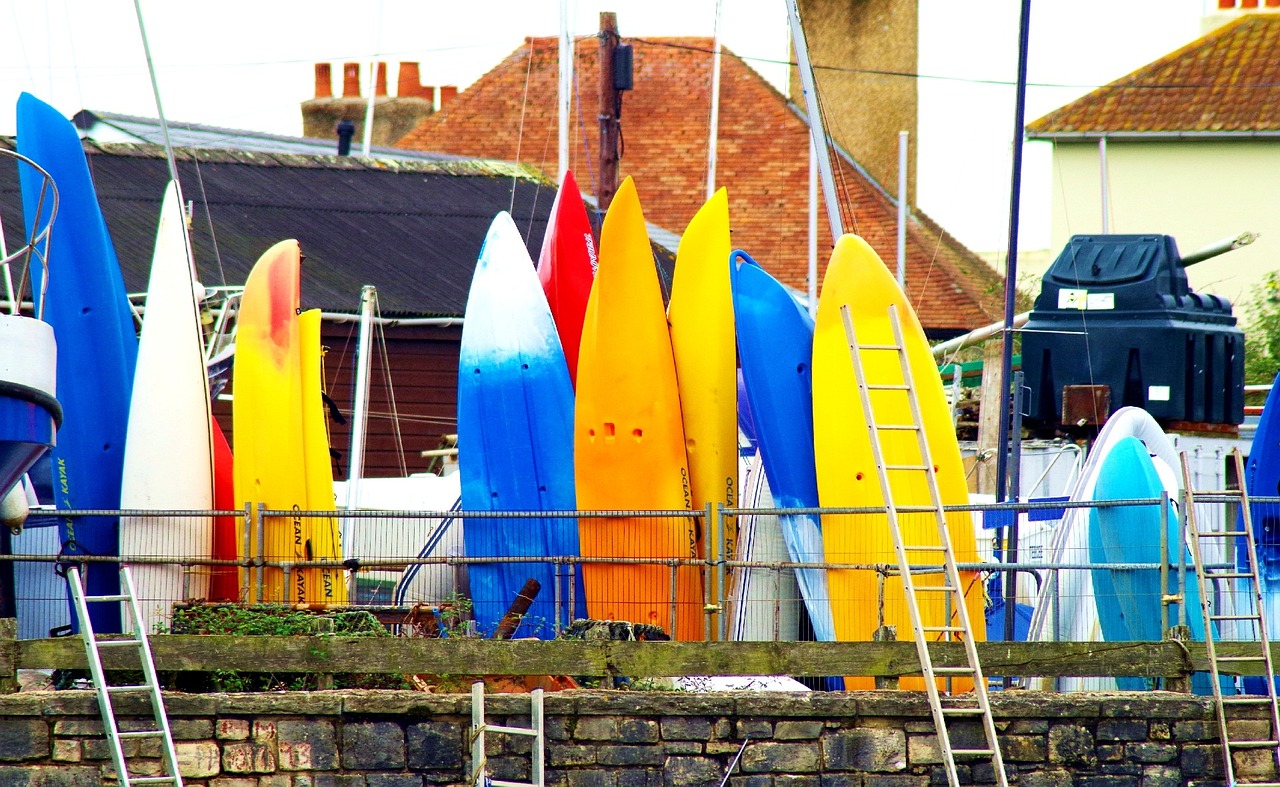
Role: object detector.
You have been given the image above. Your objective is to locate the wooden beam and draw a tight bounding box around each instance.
[11,636,1222,680]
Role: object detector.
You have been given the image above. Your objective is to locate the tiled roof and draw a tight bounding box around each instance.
[1028,13,1280,137]
[397,36,1004,335]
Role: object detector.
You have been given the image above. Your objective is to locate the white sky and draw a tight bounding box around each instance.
[0,0,1215,254]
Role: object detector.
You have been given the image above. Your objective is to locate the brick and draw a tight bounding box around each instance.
[736,719,773,739]
[598,745,664,767]
[824,728,906,772]
[1048,724,1095,768]
[218,719,251,740]
[1097,720,1147,741]
[573,717,619,741]
[618,719,659,744]
[222,741,276,774]
[1019,770,1074,787]
[659,717,711,741]
[51,739,81,763]
[278,719,338,771]
[775,721,823,740]
[740,741,820,773]
[253,720,278,743]
[365,777,423,787]
[210,779,259,787]
[51,720,102,737]
[1141,765,1183,787]
[1126,742,1177,763]
[0,719,49,761]
[662,756,720,785]
[342,721,405,770]
[177,740,221,778]
[406,721,463,771]
[169,718,214,740]
[547,744,596,767]
[0,765,103,786]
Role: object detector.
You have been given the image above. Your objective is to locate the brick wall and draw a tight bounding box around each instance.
[0,690,1256,786]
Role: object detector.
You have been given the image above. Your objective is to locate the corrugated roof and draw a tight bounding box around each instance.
[1027,14,1280,137]
[73,109,467,161]
[397,35,1005,335]
[0,138,557,317]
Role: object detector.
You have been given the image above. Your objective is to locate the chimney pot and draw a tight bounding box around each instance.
[314,63,333,99]
[375,62,388,97]
[342,62,361,97]
[398,62,425,98]
[336,119,355,156]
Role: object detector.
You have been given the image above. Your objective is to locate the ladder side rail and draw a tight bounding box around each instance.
[120,566,183,786]
[839,304,958,787]
[886,305,1008,787]
[69,566,134,786]
[1181,452,1235,787]
[471,682,486,786]
[1231,450,1280,776]
[532,687,545,787]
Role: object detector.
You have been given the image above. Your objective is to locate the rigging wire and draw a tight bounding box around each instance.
[510,36,537,216]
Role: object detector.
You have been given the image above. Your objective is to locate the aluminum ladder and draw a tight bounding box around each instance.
[841,303,1008,787]
[470,681,545,787]
[67,564,183,786]
[1181,449,1280,786]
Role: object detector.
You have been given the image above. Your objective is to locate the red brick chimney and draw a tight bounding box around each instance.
[342,63,361,98]
[314,63,333,99]
[439,86,459,109]
[374,62,388,97]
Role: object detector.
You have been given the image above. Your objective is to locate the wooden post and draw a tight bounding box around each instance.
[597,12,621,212]
[1163,624,1193,693]
[0,618,17,694]
[976,338,1005,497]
[873,625,899,690]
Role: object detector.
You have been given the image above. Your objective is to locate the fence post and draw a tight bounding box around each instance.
[1163,624,1193,693]
[873,625,899,690]
[0,618,16,694]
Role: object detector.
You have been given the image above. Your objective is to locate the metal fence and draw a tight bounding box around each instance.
[5,494,1266,650]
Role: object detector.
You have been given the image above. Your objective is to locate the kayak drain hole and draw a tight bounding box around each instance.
[855,472,864,481]
[634,429,643,440]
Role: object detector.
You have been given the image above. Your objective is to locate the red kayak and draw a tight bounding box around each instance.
[536,170,597,387]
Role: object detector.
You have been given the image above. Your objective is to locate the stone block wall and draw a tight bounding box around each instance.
[0,690,1260,786]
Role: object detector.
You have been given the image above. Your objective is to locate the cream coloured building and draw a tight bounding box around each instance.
[1026,8,1280,306]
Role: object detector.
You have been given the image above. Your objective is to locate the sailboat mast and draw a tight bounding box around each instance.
[344,285,377,515]
[706,0,724,200]
[786,0,843,240]
[131,0,181,195]
[558,0,572,182]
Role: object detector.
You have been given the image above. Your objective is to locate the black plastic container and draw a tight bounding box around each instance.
[1021,234,1244,427]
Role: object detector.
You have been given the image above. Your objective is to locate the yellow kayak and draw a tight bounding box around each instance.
[667,187,737,635]
[575,177,702,641]
[299,308,346,603]
[812,234,984,690]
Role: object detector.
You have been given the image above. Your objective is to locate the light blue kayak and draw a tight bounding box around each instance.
[1089,436,1218,693]
[457,212,585,638]
[17,93,138,634]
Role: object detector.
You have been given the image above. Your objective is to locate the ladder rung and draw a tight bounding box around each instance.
[1222,696,1277,705]
[922,626,966,633]
[1226,740,1280,749]
[933,666,976,675]
[940,705,985,714]
[95,638,143,649]
[117,730,165,739]
[914,585,959,593]
[867,383,909,391]
[860,343,903,352]
[124,777,179,785]
[106,684,153,694]
[904,545,947,552]
[1197,530,1250,538]
[1215,655,1269,662]
[884,464,929,471]
[1210,614,1259,621]
[951,748,995,757]
[1204,572,1255,580]
[83,594,129,603]
[876,424,920,431]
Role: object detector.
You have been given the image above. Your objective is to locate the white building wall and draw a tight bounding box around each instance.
[1039,139,1280,304]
